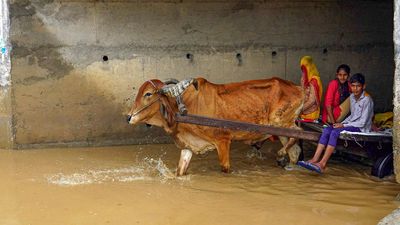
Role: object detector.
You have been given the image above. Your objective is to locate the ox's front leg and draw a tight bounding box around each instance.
[177,149,193,176]
[216,140,231,173]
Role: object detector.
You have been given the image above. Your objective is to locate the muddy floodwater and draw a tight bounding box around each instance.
[0,142,398,225]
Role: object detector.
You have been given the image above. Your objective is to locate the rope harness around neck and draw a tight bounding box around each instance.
[130,95,161,117]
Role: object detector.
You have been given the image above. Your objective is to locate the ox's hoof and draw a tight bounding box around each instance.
[251,140,266,150]
[276,156,289,168]
[221,166,230,173]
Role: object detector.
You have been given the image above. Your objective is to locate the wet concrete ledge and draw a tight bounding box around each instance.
[378,208,400,225]
[13,136,173,150]
[0,115,13,149]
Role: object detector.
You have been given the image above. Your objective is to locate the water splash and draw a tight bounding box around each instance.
[46,157,180,186]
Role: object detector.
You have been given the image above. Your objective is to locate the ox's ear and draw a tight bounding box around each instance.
[192,78,198,91]
[159,96,175,127]
[159,103,167,119]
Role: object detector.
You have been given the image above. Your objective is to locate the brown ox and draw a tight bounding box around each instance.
[127,77,304,175]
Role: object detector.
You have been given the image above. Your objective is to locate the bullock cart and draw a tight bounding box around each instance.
[175,114,393,178]
[298,122,393,178]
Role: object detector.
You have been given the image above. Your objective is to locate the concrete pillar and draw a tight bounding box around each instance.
[394,0,400,183]
[0,0,12,149]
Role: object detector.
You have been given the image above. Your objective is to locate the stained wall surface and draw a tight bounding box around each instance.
[9,0,394,148]
[393,0,400,184]
[0,0,12,149]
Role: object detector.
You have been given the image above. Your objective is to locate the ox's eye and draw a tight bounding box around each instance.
[144,92,152,97]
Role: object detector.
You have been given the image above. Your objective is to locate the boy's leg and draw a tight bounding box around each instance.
[317,126,361,170]
[317,145,335,170]
[308,127,332,163]
[308,144,325,163]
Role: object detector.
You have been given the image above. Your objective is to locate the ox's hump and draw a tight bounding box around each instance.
[211,77,296,94]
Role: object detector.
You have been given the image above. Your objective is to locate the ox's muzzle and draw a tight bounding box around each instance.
[126,115,132,124]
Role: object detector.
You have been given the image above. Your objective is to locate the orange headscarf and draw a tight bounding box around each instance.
[300,56,323,120]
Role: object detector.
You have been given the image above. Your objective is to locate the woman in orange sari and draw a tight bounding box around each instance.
[300,56,323,121]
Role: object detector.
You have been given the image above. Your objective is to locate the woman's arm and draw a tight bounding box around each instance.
[324,81,337,123]
[302,78,321,114]
[302,85,318,114]
[326,105,335,123]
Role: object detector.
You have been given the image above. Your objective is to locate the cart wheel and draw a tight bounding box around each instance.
[276,156,289,168]
[371,152,393,178]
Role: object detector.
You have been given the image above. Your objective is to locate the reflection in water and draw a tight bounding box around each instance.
[0,142,398,225]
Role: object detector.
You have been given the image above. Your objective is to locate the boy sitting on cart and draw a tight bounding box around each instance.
[298,73,374,173]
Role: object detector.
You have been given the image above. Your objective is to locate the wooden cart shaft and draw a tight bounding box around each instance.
[175,113,321,141]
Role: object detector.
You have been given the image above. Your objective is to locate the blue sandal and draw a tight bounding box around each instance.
[297,161,322,174]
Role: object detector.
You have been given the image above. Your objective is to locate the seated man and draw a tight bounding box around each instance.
[298,73,374,173]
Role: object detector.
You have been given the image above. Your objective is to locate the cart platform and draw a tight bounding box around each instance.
[298,122,393,178]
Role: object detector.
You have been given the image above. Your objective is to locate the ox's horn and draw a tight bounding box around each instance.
[164,78,179,85]
[159,78,196,97]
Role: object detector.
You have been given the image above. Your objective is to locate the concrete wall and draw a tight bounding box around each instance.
[394,0,400,184]
[0,0,13,149]
[9,0,394,148]
[0,86,12,149]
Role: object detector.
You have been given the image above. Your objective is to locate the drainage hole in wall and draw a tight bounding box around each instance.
[323,48,328,54]
[186,53,193,60]
[272,51,277,57]
[103,55,109,61]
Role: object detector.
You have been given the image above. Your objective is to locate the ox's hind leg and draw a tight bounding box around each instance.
[285,126,303,165]
[177,149,193,176]
[216,139,232,173]
[287,141,301,165]
[277,137,299,167]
